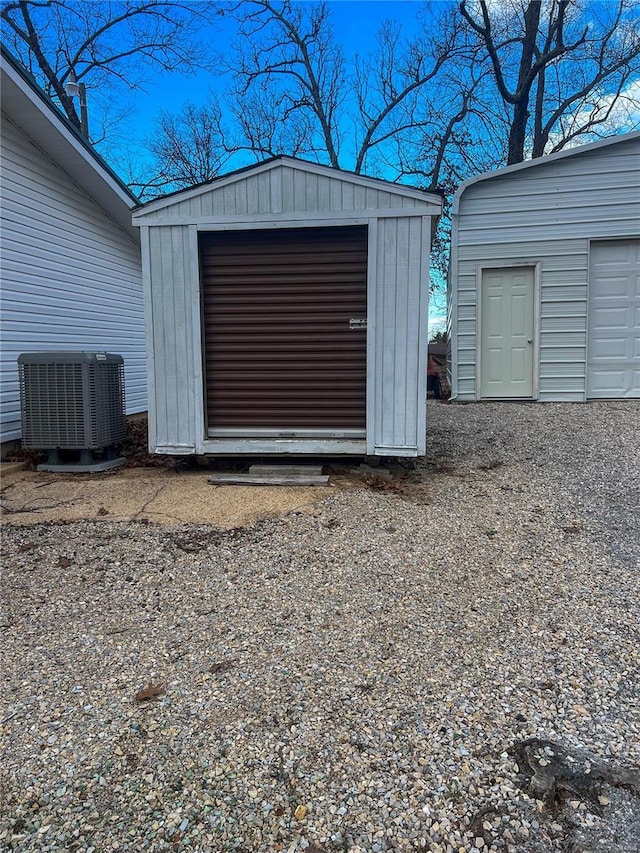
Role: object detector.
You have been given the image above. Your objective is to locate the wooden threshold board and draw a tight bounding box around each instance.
[208,467,329,486]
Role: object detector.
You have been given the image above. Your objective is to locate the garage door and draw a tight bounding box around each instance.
[587,239,640,399]
[200,225,368,433]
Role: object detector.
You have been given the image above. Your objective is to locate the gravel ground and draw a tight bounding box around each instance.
[1,400,639,853]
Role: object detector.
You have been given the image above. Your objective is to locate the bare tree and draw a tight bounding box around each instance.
[1,0,209,138]
[137,0,640,271]
[380,52,504,192]
[460,0,640,164]
[145,0,640,190]
[221,0,345,166]
[531,1,640,155]
[142,0,473,196]
[215,0,472,182]
[142,97,235,193]
[351,7,466,176]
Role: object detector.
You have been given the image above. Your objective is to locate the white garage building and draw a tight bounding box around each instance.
[449,132,640,402]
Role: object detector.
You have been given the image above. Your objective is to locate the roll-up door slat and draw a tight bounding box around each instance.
[200,226,368,430]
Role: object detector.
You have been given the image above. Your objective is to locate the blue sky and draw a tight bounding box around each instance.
[124,1,426,139]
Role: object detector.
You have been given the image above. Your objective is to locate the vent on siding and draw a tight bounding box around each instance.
[18,352,126,449]
[200,226,368,432]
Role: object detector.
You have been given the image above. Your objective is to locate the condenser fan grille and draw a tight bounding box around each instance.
[18,353,126,451]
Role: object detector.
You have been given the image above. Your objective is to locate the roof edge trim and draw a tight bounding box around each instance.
[1,44,139,208]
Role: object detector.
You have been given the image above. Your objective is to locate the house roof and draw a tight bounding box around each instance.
[132,154,444,218]
[453,130,640,214]
[0,45,139,239]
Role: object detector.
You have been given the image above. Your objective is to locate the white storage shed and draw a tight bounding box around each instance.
[132,157,442,457]
[0,47,146,447]
[449,132,640,402]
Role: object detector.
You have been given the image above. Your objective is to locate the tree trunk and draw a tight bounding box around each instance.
[531,127,549,159]
[506,1,543,165]
[532,65,547,158]
[507,100,530,164]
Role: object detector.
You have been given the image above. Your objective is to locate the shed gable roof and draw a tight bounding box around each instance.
[132,156,442,223]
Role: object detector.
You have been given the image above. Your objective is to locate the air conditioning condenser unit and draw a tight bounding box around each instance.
[18,351,126,472]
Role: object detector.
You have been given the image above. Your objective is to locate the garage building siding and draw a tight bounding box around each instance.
[135,158,438,456]
[451,134,640,401]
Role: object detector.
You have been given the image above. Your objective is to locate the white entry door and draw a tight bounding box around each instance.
[480,266,535,398]
[587,239,640,399]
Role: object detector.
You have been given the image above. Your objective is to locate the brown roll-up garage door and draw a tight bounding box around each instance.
[200,225,367,432]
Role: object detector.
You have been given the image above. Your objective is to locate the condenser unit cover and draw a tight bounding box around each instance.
[18,352,126,450]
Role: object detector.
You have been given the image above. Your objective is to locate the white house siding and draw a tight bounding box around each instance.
[0,116,146,442]
[452,135,640,401]
[135,159,439,456]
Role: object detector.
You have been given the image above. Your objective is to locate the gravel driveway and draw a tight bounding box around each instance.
[2,401,639,853]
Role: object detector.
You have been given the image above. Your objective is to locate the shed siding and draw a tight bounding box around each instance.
[146,225,199,450]
[148,163,423,221]
[373,216,429,454]
[453,136,640,401]
[0,116,145,443]
[144,215,430,455]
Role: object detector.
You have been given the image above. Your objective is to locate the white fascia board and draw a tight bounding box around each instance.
[132,209,442,229]
[132,155,443,221]
[1,53,138,239]
[449,205,460,400]
[131,159,278,218]
[452,131,640,215]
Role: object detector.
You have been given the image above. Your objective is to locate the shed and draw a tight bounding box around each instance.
[132,157,442,457]
[0,46,146,448]
[449,132,640,402]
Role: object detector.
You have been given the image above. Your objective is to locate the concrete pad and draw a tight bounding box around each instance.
[0,466,334,528]
[0,461,28,475]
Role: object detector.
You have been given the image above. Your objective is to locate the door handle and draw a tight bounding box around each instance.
[527,339,533,344]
